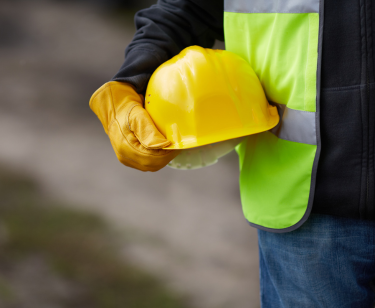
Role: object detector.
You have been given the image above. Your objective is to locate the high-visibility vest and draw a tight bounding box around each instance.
[224,0,323,232]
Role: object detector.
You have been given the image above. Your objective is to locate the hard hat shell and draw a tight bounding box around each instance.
[145,46,279,150]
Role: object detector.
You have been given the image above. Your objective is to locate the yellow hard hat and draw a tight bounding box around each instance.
[145,46,279,150]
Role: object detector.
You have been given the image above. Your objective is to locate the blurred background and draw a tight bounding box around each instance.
[0,0,260,307]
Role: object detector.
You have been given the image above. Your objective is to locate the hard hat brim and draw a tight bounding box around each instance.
[162,114,279,150]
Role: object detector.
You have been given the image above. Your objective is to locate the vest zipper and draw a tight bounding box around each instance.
[363,0,370,214]
[366,74,370,209]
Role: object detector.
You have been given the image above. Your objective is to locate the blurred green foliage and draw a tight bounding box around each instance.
[0,167,188,308]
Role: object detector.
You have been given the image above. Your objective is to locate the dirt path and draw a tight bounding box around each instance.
[0,1,260,307]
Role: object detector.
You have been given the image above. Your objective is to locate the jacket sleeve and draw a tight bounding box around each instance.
[111,0,224,93]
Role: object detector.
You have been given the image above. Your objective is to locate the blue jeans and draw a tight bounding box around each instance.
[258,214,375,308]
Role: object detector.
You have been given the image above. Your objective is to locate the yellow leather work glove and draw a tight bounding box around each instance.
[90,81,179,172]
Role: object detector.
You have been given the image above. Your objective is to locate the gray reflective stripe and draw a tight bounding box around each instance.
[224,0,319,14]
[271,104,317,145]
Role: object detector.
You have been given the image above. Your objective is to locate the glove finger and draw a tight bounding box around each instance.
[109,120,180,171]
[128,105,171,149]
[115,148,180,172]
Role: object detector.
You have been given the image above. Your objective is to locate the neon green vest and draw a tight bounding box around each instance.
[224,0,323,232]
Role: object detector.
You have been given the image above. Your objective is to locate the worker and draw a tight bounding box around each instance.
[90,1,375,306]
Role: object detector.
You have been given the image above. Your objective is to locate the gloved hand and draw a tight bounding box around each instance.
[90,81,179,172]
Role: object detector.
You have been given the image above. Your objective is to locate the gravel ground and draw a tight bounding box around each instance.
[0,1,260,307]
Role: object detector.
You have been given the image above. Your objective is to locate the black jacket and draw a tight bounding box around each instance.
[112,0,375,221]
